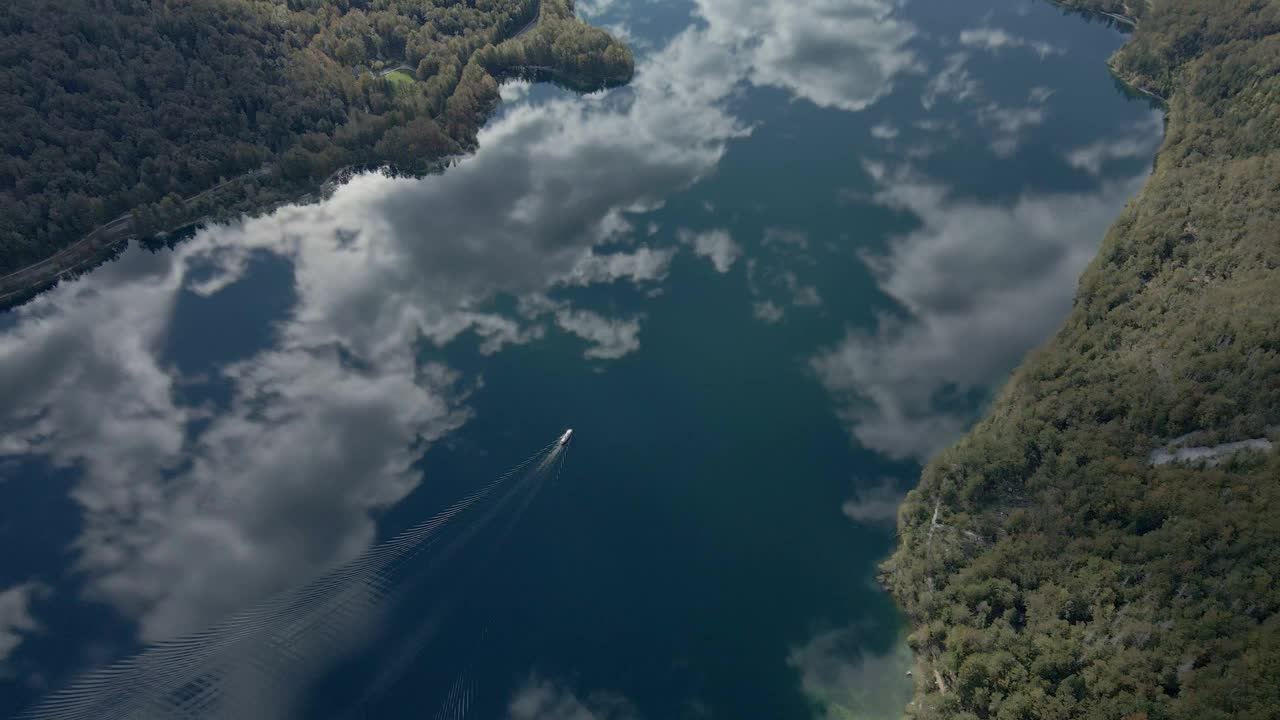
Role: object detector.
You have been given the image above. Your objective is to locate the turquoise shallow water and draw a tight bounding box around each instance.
[0,0,1159,717]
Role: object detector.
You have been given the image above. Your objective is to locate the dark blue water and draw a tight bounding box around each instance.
[0,0,1159,717]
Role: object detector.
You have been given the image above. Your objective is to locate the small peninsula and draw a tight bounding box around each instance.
[884,0,1280,718]
[0,0,631,301]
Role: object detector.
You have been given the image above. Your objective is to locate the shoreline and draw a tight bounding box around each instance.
[891,0,1164,697]
[0,77,626,310]
[0,0,636,311]
[1047,1,1166,105]
[895,0,1159,706]
[884,0,1280,715]
[0,157,462,310]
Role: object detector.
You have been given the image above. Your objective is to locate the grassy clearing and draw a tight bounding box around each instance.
[385,69,416,86]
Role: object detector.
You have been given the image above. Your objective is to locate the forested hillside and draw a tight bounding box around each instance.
[884,1,1280,718]
[0,0,631,276]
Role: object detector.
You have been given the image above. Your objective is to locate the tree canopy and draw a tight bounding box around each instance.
[0,0,632,275]
[884,1,1280,718]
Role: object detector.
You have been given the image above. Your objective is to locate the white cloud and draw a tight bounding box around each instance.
[1068,139,1147,175]
[555,309,644,360]
[1066,110,1165,175]
[678,228,741,273]
[576,0,619,19]
[181,23,751,361]
[959,26,1061,59]
[0,255,193,531]
[812,166,1149,460]
[904,143,939,160]
[128,357,470,641]
[508,676,639,720]
[870,122,900,140]
[781,270,822,307]
[789,628,913,720]
[913,119,954,133]
[977,102,1047,157]
[0,251,479,643]
[500,79,534,103]
[1028,85,1055,104]
[746,260,823,319]
[604,22,646,53]
[563,246,677,286]
[842,478,905,525]
[0,22,760,644]
[762,227,809,249]
[0,582,47,665]
[753,301,785,324]
[921,53,980,110]
[795,286,823,309]
[695,0,921,112]
[921,48,1055,157]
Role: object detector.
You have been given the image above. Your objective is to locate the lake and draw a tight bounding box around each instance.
[0,0,1160,717]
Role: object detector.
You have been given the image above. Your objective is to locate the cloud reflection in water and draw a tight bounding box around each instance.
[0,7,774,644]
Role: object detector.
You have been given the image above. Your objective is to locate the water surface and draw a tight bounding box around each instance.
[0,0,1160,717]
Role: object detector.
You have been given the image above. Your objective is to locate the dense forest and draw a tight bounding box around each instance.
[477,0,634,90]
[884,1,1280,718]
[0,0,632,276]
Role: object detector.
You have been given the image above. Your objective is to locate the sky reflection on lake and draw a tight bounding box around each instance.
[0,0,1161,716]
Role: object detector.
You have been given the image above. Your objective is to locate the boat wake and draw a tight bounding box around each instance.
[18,432,573,720]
